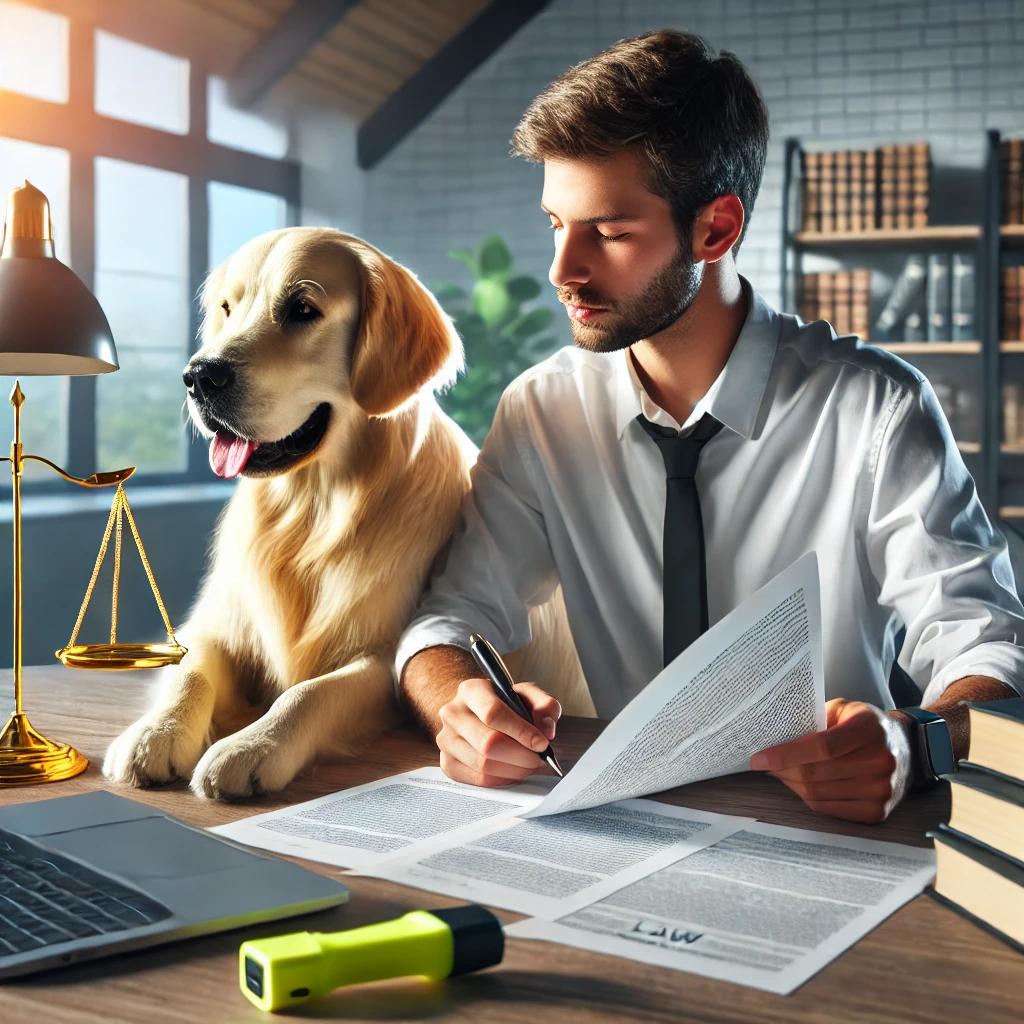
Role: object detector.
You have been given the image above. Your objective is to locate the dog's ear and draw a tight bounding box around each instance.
[348,243,463,417]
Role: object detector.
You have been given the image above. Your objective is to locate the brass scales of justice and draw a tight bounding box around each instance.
[0,181,186,786]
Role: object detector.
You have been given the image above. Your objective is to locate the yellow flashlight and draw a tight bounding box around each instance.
[239,905,504,1012]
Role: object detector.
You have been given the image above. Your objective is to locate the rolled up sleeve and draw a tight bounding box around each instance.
[866,378,1024,704]
[394,383,559,692]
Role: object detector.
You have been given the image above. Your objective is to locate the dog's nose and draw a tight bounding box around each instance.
[183,359,234,400]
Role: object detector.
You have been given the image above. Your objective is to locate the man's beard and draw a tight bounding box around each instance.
[560,246,703,354]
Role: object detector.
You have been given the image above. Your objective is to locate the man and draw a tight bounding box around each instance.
[395,29,1023,823]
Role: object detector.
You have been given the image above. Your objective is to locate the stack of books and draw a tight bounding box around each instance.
[801,143,929,233]
[1000,138,1023,225]
[1002,266,1024,340]
[928,698,1024,951]
[873,253,976,343]
[799,270,871,338]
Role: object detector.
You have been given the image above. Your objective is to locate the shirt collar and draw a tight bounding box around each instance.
[614,276,782,440]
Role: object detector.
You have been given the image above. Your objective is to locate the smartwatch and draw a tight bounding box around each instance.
[896,707,955,789]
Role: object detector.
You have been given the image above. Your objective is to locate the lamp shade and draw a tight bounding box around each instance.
[0,181,118,375]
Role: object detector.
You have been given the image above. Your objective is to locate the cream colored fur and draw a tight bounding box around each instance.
[102,227,591,800]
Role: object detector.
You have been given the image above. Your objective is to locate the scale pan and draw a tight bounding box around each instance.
[55,643,187,670]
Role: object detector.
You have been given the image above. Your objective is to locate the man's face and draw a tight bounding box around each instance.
[542,149,702,353]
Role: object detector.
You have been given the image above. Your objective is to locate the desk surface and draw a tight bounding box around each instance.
[0,666,1021,1024]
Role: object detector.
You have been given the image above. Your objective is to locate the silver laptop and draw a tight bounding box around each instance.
[0,789,348,980]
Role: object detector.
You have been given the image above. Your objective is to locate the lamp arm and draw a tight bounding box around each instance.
[19,454,135,488]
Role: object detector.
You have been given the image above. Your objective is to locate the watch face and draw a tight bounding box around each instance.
[924,718,955,777]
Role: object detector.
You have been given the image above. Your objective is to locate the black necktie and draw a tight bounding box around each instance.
[636,412,723,666]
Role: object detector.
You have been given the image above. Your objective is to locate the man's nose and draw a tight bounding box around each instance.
[548,230,591,289]
[182,358,234,401]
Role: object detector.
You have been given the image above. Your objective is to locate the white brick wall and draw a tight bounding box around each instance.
[360,0,1024,334]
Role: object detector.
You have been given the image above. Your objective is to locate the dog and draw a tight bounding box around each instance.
[102,227,592,800]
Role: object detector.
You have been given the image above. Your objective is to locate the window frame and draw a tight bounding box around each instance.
[0,13,300,493]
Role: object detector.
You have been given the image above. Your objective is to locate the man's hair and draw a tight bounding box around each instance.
[511,29,770,254]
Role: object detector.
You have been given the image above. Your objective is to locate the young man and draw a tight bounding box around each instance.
[396,30,1023,823]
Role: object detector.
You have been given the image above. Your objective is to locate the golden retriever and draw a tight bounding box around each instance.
[102,227,591,800]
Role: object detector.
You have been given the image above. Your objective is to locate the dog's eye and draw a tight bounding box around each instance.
[221,300,230,318]
[287,298,321,323]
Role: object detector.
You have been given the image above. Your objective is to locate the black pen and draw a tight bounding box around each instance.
[468,633,564,777]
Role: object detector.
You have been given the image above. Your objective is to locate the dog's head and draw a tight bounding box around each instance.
[184,227,463,479]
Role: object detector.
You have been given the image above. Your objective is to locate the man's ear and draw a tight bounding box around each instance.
[348,242,463,417]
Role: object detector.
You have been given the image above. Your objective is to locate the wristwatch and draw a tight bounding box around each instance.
[896,706,955,789]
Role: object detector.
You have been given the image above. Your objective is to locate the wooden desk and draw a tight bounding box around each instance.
[1,667,1021,1023]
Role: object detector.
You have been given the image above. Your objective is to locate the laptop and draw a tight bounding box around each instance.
[0,789,349,980]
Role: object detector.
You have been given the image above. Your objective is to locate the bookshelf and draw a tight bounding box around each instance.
[779,132,1005,519]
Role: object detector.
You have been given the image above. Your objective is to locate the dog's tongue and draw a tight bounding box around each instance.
[209,432,259,479]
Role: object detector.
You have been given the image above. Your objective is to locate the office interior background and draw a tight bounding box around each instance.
[1,0,1024,666]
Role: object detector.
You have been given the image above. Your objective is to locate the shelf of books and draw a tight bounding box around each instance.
[780,131,1024,519]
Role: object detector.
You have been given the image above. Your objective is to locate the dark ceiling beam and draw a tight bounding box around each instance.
[357,0,552,170]
[229,0,360,108]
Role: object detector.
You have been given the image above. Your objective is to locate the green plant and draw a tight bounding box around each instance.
[430,235,560,445]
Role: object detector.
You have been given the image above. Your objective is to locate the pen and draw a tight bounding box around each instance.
[468,633,563,777]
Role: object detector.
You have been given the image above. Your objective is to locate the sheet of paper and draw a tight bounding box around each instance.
[506,821,936,995]
[208,767,545,869]
[526,552,826,818]
[359,800,753,919]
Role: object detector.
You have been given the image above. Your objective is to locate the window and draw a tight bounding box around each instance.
[0,1,68,103]
[0,16,299,490]
[208,76,288,159]
[94,31,189,135]
[95,159,189,472]
[209,182,287,269]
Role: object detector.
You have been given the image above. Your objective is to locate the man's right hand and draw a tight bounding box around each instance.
[436,676,561,787]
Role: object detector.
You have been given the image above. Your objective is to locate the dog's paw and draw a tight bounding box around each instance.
[103,714,207,787]
[190,726,300,801]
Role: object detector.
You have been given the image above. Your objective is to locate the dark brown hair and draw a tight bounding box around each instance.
[511,29,770,254]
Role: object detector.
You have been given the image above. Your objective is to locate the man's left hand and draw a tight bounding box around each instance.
[749,699,911,823]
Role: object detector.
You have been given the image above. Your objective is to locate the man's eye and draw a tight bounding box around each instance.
[287,298,321,323]
[599,232,628,242]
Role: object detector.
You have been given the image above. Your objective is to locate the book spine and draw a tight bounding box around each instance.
[817,271,834,324]
[1005,268,1020,341]
[849,150,864,232]
[852,268,871,341]
[927,253,951,342]
[1018,266,1024,342]
[800,273,818,321]
[835,150,850,232]
[802,151,820,232]
[1004,382,1020,448]
[1007,139,1024,226]
[912,141,930,228]
[864,149,878,229]
[820,150,835,233]
[951,253,976,342]
[834,270,852,335]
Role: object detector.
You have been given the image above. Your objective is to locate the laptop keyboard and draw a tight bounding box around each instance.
[0,827,171,956]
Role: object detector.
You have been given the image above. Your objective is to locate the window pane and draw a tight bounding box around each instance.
[95,159,188,474]
[0,137,70,264]
[0,1,68,103]
[0,137,70,480]
[208,76,288,159]
[208,181,287,269]
[94,30,189,135]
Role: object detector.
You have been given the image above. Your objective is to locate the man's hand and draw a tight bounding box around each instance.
[437,676,561,787]
[749,698,910,824]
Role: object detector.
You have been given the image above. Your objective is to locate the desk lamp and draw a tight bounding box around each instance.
[0,180,126,785]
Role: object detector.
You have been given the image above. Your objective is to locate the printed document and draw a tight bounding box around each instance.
[360,799,752,918]
[506,822,936,994]
[208,767,543,869]
[525,551,826,816]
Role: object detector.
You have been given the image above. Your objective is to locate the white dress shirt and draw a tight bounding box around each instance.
[396,278,1024,716]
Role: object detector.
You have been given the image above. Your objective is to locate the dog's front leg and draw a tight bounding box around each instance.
[103,642,233,787]
[190,653,400,800]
